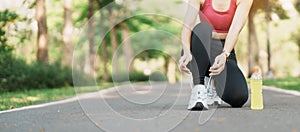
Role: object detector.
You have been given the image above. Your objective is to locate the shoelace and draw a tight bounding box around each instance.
[207,76,212,90]
[207,76,213,96]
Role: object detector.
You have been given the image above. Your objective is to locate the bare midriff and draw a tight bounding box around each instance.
[212,32,227,39]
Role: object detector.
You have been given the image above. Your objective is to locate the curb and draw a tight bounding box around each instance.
[263,85,300,96]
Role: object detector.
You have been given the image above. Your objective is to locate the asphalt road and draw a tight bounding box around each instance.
[1,82,300,132]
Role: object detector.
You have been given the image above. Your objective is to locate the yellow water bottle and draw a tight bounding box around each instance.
[250,67,264,110]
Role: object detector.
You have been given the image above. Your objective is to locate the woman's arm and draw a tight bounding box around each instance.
[181,0,201,52]
[179,0,201,74]
[209,0,253,76]
[223,0,253,53]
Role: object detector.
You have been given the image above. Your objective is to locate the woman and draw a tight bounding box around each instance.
[179,0,253,110]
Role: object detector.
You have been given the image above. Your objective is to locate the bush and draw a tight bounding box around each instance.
[129,70,149,82]
[0,56,74,92]
[110,70,149,82]
[149,71,167,81]
[0,9,75,92]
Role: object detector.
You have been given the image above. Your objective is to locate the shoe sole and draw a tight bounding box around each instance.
[208,101,222,106]
[190,102,208,111]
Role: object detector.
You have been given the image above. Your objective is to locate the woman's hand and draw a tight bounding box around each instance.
[209,53,227,76]
[179,51,193,74]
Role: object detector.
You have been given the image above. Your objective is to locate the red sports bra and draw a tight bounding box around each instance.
[199,0,237,33]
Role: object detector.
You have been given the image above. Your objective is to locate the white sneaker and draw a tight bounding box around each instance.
[205,77,223,106]
[187,85,209,110]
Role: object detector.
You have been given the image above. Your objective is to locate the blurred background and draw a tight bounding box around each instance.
[1,0,300,110]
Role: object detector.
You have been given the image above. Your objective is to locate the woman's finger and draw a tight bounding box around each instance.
[179,63,185,69]
[182,68,190,74]
[215,64,224,72]
[181,65,191,74]
[183,69,191,74]
[210,62,223,71]
[209,64,225,76]
[210,58,222,70]
[182,57,191,66]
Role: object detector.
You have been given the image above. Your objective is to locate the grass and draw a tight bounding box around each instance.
[263,77,300,91]
[0,82,113,111]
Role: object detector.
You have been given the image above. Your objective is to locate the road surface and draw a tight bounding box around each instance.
[1,82,300,132]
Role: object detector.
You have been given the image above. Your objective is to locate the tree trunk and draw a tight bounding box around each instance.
[265,0,273,78]
[247,8,259,77]
[101,38,109,82]
[36,0,48,65]
[109,9,119,73]
[87,0,95,76]
[167,57,176,83]
[111,27,119,73]
[96,0,109,82]
[62,0,73,67]
[121,23,134,71]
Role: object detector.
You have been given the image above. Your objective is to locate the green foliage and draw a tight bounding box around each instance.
[0,87,75,111]
[124,15,156,32]
[149,71,167,81]
[264,77,300,91]
[0,9,19,56]
[290,17,300,61]
[0,9,18,22]
[73,0,89,27]
[0,57,74,92]
[291,28,300,60]
[253,0,289,19]
[295,0,300,13]
[0,9,74,92]
[111,70,167,82]
[96,0,115,8]
[271,1,289,19]
[129,70,149,82]
[111,70,149,82]
[137,50,169,61]
[0,9,32,59]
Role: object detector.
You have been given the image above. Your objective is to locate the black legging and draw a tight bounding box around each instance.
[187,22,248,107]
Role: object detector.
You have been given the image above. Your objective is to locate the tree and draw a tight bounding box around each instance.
[291,0,300,60]
[296,0,300,13]
[117,0,134,71]
[108,8,120,73]
[247,0,288,77]
[0,9,19,62]
[120,23,134,71]
[292,29,300,60]
[36,0,49,65]
[265,0,273,78]
[248,5,259,77]
[95,0,109,82]
[62,0,74,67]
[86,0,96,76]
[165,56,177,83]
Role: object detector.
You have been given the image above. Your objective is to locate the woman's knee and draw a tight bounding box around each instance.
[227,91,249,108]
[221,83,249,107]
[191,22,213,50]
[192,22,212,34]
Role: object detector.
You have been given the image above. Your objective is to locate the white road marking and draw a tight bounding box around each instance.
[263,86,300,96]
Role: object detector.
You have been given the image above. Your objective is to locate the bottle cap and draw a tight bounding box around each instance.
[252,67,260,73]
